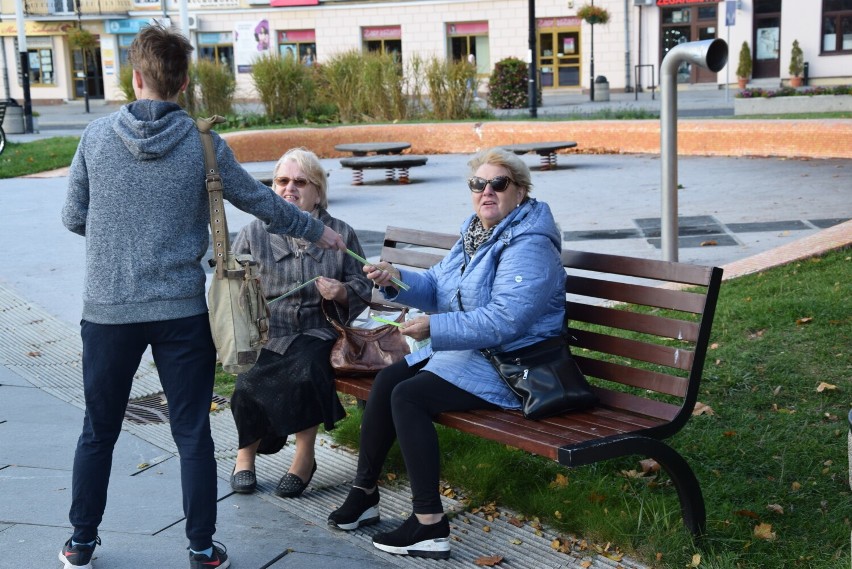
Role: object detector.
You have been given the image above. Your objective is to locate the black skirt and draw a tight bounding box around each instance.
[230,335,346,454]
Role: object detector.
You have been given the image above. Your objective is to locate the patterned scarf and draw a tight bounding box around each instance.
[463,216,496,257]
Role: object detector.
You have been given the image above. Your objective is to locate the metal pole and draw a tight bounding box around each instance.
[660,39,728,262]
[14,0,33,133]
[589,23,595,101]
[75,0,90,113]
[528,0,537,119]
[624,0,632,92]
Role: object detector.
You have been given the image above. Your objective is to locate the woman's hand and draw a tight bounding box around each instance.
[315,277,347,304]
[399,315,430,341]
[363,262,401,288]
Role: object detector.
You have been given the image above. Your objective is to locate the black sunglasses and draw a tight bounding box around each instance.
[468,176,515,193]
[273,176,310,188]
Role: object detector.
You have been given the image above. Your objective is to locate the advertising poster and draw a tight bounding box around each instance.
[234,19,270,73]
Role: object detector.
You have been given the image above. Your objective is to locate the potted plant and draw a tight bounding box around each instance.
[736,41,752,89]
[576,3,610,25]
[789,39,804,88]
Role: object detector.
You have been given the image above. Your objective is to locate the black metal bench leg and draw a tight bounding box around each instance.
[559,435,706,537]
[352,168,364,186]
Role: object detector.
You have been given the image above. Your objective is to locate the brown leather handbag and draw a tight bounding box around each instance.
[323,301,410,376]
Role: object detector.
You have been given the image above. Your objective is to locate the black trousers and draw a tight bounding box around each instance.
[353,359,498,514]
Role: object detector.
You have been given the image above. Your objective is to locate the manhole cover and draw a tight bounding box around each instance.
[125,392,230,425]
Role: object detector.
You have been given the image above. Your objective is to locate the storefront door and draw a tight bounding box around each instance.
[536,18,581,89]
[660,3,719,84]
[73,47,104,99]
[753,0,782,78]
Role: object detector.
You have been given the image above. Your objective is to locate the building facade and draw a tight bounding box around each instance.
[1,0,850,104]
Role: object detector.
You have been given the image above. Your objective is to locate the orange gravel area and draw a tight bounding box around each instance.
[222,119,852,162]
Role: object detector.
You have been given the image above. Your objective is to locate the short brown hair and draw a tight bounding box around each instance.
[128,23,193,100]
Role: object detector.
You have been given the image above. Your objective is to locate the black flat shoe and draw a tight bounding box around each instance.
[230,469,257,494]
[275,461,317,498]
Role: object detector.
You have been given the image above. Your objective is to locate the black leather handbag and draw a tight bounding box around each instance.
[482,336,597,420]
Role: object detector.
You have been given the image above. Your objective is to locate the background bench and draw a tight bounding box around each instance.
[339,155,428,185]
[501,141,578,170]
[335,226,723,536]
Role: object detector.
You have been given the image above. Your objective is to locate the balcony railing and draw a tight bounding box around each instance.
[22,0,132,16]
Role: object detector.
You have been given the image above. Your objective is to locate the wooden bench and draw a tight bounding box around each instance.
[501,141,578,170]
[339,155,428,185]
[335,226,723,536]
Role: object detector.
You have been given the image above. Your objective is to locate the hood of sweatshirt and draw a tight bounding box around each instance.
[112,99,196,161]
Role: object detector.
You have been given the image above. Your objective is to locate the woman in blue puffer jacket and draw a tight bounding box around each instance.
[327,147,566,560]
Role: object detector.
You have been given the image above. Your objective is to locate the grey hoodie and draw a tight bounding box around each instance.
[62,100,324,325]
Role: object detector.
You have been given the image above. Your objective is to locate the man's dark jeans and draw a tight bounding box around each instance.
[69,313,218,551]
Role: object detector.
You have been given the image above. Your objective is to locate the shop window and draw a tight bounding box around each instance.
[29,48,56,85]
[446,21,489,73]
[277,31,317,66]
[198,32,235,73]
[823,0,852,52]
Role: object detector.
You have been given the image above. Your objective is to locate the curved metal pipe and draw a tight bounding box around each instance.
[660,39,728,261]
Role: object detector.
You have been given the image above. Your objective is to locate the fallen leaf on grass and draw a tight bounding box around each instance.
[795,316,813,325]
[766,504,784,514]
[687,553,701,567]
[816,382,837,392]
[510,538,522,545]
[754,522,776,541]
[747,329,766,340]
[734,509,759,519]
[579,561,592,569]
[507,516,523,527]
[474,554,503,566]
[791,481,802,491]
[550,473,569,488]
[640,458,660,474]
[209,401,218,411]
[692,402,715,416]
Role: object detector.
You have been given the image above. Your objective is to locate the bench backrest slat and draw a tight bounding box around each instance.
[567,302,701,342]
[563,249,716,286]
[574,356,689,398]
[567,275,710,314]
[570,327,695,371]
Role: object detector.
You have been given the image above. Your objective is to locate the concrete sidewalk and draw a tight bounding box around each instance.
[2,92,850,569]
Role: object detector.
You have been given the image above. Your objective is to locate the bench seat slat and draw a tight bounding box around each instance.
[563,249,716,287]
[567,302,701,342]
[570,327,695,371]
[568,275,709,314]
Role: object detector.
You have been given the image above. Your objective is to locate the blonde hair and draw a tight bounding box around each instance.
[467,147,533,199]
[273,147,329,210]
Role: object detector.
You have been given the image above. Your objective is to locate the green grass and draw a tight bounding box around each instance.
[0,137,79,179]
[321,249,852,569]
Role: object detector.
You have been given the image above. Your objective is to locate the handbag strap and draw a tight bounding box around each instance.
[196,115,228,280]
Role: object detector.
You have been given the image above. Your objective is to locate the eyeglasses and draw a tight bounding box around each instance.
[273,176,310,188]
[467,176,515,193]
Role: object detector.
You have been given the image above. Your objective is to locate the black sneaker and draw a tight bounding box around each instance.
[327,487,380,530]
[188,541,231,569]
[372,513,451,559]
[58,536,101,569]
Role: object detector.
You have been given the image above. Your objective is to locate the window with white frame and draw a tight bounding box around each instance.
[823,0,852,53]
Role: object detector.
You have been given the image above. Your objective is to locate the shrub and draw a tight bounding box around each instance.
[194,59,235,117]
[117,64,136,103]
[251,52,315,122]
[423,56,476,120]
[321,50,366,123]
[736,41,752,79]
[487,57,534,109]
[789,39,804,77]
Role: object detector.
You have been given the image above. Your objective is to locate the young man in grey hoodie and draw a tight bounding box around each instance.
[59,24,344,569]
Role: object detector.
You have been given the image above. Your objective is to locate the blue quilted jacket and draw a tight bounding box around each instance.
[385,198,565,409]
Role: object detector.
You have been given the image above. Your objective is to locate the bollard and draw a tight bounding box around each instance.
[3,102,24,134]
